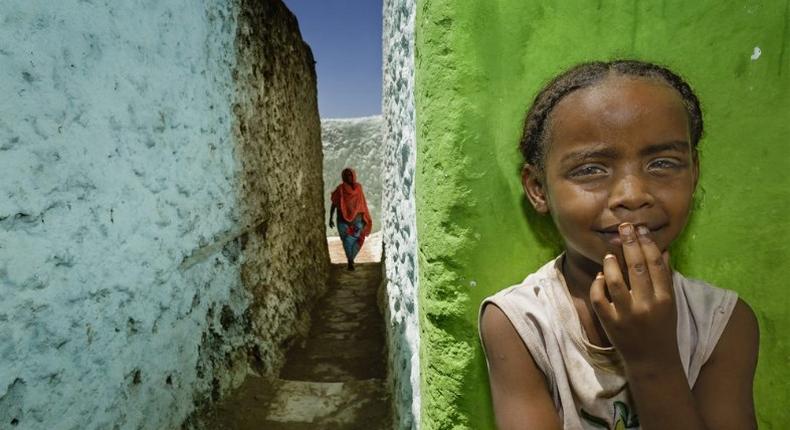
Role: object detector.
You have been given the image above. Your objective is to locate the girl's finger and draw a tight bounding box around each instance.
[589,271,616,321]
[660,250,674,300]
[618,223,654,301]
[636,225,672,299]
[602,253,631,311]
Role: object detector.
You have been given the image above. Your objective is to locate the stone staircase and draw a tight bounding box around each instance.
[196,263,390,429]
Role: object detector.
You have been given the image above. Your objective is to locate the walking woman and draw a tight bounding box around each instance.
[329,168,372,271]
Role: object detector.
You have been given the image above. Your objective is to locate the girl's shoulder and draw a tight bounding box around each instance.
[671,270,741,382]
[479,258,563,335]
[478,257,565,382]
[671,270,739,316]
[483,258,559,306]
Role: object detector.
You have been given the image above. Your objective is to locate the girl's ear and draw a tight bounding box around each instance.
[521,164,550,214]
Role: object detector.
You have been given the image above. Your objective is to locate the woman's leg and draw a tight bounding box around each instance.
[345,218,365,269]
[337,219,359,270]
[343,235,358,270]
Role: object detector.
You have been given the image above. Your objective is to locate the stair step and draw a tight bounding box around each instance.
[202,377,390,430]
[265,379,389,425]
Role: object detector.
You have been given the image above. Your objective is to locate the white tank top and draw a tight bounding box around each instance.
[480,256,737,429]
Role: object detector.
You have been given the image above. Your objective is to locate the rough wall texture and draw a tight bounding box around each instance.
[415,1,790,429]
[227,0,329,384]
[0,1,328,429]
[322,116,384,234]
[382,0,421,428]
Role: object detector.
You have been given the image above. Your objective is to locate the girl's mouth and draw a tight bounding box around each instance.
[595,224,665,245]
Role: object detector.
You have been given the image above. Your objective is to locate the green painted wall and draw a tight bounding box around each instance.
[414,1,790,428]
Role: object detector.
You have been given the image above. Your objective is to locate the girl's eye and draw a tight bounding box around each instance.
[648,158,682,171]
[569,164,607,178]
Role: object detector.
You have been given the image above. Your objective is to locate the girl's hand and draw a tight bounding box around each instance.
[329,220,335,228]
[589,222,680,372]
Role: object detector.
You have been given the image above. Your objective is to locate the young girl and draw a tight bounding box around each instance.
[479,60,759,429]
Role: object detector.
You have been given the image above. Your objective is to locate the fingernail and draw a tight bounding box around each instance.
[637,225,649,236]
[604,253,616,261]
[619,223,634,236]
[596,272,604,279]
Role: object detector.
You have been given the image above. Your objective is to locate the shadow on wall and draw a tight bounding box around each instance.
[322,116,384,234]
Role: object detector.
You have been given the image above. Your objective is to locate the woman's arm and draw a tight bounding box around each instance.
[480,304,562,430]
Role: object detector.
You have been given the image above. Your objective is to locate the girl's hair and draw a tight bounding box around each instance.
[519,60,704,170]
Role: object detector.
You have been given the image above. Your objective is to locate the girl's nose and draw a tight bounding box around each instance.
[608,173,655,211]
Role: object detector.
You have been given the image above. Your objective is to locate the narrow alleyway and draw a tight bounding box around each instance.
[196,237,390,429]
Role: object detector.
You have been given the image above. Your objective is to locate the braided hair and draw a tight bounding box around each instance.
[519,60,704,171]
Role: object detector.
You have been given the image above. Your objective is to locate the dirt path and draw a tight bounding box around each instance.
[195,262,390,429]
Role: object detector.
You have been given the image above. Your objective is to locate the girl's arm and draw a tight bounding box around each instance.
[329,203,336,227]
[691,299,758,428]
[480,304,562,430]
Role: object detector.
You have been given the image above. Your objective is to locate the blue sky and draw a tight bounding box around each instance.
[282,0,383,119]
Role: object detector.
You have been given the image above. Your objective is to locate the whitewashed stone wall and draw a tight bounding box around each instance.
[0,1,328,429]
[382,0,420,428]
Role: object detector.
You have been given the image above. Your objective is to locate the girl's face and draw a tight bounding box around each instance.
[524,76,699,266]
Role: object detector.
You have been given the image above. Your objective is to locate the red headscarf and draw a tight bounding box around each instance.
[331,168,373,245]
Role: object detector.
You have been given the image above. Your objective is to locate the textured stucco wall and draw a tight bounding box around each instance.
[415,1,790,429]
[0,1,328,429]
[322,116,384,234]
[227,0,329,382]
[382,0,421,428]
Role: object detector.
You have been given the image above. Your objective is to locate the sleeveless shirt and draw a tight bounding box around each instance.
[479,256,737,429]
